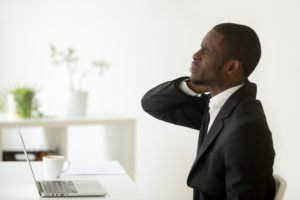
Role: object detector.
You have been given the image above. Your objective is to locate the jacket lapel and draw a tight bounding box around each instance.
[190,81,257,172]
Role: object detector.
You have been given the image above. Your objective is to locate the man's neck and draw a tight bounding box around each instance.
[209,80,245,97]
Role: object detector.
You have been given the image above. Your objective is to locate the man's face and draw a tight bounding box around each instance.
[190,29,228,87]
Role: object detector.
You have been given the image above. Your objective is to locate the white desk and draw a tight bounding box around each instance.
[0,161,144,200]
[0,116,135,178]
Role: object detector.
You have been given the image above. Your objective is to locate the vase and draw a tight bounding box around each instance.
[63,90,88,117]
[7,94,18,118]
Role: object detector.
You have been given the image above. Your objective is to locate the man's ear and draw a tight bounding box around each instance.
[226,59,242,75]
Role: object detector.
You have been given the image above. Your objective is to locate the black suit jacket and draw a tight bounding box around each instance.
[141,77,276,200]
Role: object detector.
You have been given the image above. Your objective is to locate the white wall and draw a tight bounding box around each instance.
[0,0,299,199]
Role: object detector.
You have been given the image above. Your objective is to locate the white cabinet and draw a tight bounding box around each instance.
[0,116,135,178]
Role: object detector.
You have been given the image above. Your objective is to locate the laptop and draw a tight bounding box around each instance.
[17,126,107,197]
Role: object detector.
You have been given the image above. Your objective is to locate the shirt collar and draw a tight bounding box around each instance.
[209,84,244,110]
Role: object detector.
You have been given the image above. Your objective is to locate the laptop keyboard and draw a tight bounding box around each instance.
[42,181,78,193]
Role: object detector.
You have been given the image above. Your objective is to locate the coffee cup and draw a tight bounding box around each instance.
[42,155,70,179]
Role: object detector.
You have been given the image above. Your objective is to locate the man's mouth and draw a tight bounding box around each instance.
[190,62,199,73]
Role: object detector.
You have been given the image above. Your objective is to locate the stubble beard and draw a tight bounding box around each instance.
[190,78,206,85]
[190,73,211,86]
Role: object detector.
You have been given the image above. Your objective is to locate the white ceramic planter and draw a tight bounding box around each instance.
[7,94,17,118]
[64,90,88,117]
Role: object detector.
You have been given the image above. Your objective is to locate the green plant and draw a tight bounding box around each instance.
[49,44,110,91]
[10,87,42,118]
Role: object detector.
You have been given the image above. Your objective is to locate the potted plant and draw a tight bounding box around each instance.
[49,44,110,117]
[7,87,42,118]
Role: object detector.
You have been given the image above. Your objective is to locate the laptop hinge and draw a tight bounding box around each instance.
[37,182,44,193]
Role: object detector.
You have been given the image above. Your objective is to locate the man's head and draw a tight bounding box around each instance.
[190,23,261,95]
[212,23,261,78]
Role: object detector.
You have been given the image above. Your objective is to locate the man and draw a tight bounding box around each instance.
[141,23,276,200]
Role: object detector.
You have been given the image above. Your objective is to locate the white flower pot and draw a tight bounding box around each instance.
[7,94,18,118]
[64,90,88,117]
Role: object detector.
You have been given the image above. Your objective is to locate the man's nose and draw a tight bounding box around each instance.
[193,50,202,61]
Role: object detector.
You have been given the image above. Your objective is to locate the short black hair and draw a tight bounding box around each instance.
[213,23,261,78]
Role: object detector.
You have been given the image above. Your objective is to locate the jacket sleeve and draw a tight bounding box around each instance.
[141,77,209,130]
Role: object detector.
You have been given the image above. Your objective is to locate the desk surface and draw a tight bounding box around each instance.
[0,161,144,200]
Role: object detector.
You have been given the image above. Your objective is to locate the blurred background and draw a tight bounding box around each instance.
[0,0,299,199]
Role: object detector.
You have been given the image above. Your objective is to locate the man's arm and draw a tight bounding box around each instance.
[141,77,210,130]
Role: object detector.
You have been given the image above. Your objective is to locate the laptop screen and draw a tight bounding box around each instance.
[17,125,42,195]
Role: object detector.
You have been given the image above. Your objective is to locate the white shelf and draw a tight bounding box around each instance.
[0,115,136,178]
[0,115,135,127]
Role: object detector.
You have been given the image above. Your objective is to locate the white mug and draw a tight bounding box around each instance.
[43,155,70,179]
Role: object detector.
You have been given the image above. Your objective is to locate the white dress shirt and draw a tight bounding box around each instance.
[179,80,243,133]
